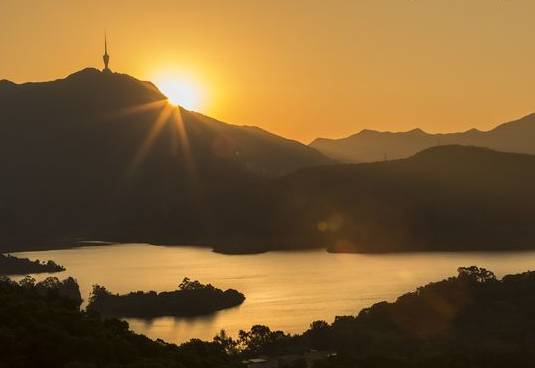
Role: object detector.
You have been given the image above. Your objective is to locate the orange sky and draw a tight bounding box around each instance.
[1,0,534,143]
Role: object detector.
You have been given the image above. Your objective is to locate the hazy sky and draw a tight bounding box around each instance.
[1,0,534,142]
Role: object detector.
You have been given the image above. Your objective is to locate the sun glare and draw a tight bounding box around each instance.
[154,73,203,111]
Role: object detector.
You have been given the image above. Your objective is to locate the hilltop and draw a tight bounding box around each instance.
[0,68,331,177]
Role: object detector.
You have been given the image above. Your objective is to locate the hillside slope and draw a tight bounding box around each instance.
[0,69,330,248]
[215,145,535,253]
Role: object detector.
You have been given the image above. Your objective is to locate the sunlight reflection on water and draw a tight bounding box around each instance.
[12,244,535,343]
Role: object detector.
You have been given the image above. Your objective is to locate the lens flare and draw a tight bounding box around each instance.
[153,73,203,110]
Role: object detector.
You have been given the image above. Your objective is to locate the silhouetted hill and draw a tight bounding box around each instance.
[310,113,535,162]
[2,70,534,253]
[212,145,535,253]
[0,68,330,176]
[0,69,331,249]
[237,267,535,367]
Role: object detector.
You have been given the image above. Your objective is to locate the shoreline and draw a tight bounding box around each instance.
[6,240,535,256]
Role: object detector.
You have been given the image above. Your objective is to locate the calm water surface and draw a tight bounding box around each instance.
[12,244,535,343]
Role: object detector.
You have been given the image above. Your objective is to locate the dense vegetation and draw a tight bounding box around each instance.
[304,266,535,366]
[87,277,245,318]
[0,253,65,275]
[3,267,535,367]
[0,276,239,368]
[223,267,535,367]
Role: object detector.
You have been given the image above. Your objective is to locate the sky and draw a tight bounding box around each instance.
[1,0,534,143]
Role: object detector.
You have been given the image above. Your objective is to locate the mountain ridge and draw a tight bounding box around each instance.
[0,68,332,176]
[310,113,535,162]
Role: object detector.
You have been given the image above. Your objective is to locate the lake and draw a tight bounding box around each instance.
[11,244,535,343]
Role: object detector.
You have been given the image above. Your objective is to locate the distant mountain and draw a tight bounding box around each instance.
[0,68,330,248]
[212,145,535,253]
[310,114,535,162]
[180,110,334,177]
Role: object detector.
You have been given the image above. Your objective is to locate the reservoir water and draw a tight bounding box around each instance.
[11,244,535,343]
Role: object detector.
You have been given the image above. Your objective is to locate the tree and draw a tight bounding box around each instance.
[238,325,292,356]
[307,320,331,350]
[214,329,239,355]
[19,275,36,287]
[179,277,208,291]
[457,266,496,283]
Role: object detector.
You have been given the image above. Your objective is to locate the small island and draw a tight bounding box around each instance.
[87,277,246,318]
[0,254,65,275]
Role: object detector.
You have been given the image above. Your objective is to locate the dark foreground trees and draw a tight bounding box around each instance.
[5,267,535,367]
[0,276,239,368]
[221,267,535,367]
[298,266,535,367]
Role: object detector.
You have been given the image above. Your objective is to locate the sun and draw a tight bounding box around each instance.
[154,73,203,111]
